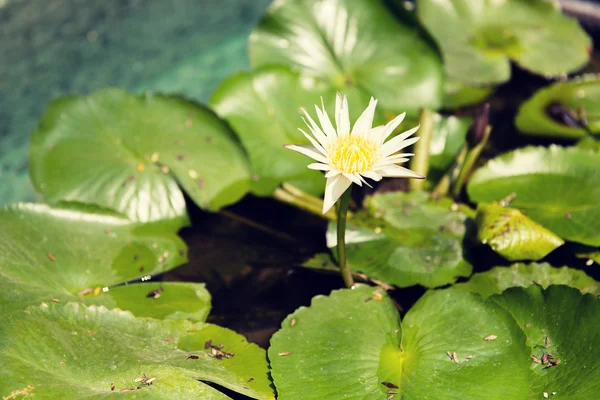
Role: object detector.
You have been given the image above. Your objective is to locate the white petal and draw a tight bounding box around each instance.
[308,163,332,171]
[357,174,373,188]
[343,172,362,186]
[360,170,382,181]
[284,144,328,163]
[299,128,327,155]
[325,169,341,178]
[380,132,420,158]
[315,98,337,139]
[375,165,424,179]
[352,97,377,136]
[379,112,406,143]
[335,93,350,137]
[323,174,352,214]
[367,125,385,141]
[302,110,330,144]
[374,153,413,167]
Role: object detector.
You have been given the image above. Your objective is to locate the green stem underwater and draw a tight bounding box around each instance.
[336,187,354,288]
[451,125,492,199]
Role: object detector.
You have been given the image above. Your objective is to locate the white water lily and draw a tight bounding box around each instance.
[285,94,424,214]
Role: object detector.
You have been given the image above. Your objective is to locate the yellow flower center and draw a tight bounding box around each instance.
[328,135,378,173]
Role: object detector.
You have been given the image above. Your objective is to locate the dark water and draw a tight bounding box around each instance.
[0,0,271,205]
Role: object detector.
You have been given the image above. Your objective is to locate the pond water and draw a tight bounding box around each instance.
[0,0,271,206]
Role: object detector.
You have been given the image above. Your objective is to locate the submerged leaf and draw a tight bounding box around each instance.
[468,145,600,246]
[417,0,591,85]
[249,0,443,114]
[476,203,564,261]
[30,89,251,225]
[516,74,600,139]
[327,192,472,288]
[455,263,600,298]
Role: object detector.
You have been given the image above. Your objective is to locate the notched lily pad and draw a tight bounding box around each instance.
[29,88,251,225]
[417,0,591,85]
[476,203,564,261]
[455,262,600,298]
[468,145,600,246]
[0,203,210,321]
[0,303,273,399]
[327,191,472,288]
[516,74,600,139]
[249,0,443,114]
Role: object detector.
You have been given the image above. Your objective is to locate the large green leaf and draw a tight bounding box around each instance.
[269,284,531,399]
[29,89,251,225]
[0,203,210,321]
[467,146,600,246]
[455,263,600,299]
[211,67,380,196]
[417,0,591,85]
[270,284,600,399]
[327,191,472,288]
[0,302,273,399]
[516,74,600,139]
[490,285,600,399]
[476,203,564,261]
[249,0,443,114]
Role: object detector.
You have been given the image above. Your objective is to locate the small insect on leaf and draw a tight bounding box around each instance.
[185,353,199,360]
[204,340,212,349]
[484,335,497,341]
[247,378,254,382]
[51,297,59,303]
[465,355,473,360]
[531,355,541,364]
[381,382,399,389]
[110,383,115,391]
[145,377,156,385]
[278,352,292,357]
[47,253,56,262]
[290,318,297,327]
[451,352,459,364]
[146,286,163,299]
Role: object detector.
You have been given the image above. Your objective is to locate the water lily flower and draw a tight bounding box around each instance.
[285,94,423,214]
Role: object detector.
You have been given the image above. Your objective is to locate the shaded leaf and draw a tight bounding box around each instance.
[417,0,591,85]
[476,203,564,261]
[0,303,273,399]
[0,203,210,321]
[30,89,251,225]
[443,79,495,109]
[249,0,443,114]
[516,74,600,139]
[327,191,472,288]
[467,145,600,246]
[269,284,531,399]
[455,263,600,298]
[491,285,600,399]
[428,113,471,183]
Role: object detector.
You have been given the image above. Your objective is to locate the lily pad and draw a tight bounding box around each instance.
[417,0,591,85]
[29,89,251,225]
[249,0,443,114]
[475,203,564,261]
[269,284,531,399]
[211,67,381,196]
[0,203,210,321]
[443,79,495,109]
[455,263,600,298]
[490,285,600,399]
[0,302,273,399]
[327,191,472,288]
[467,145,600,246]
[516,74,600,139]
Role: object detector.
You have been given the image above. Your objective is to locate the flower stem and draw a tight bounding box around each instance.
[451,125,492,199]
[432,144,467,198]
[409,108,434,192]
[336,187,354,288]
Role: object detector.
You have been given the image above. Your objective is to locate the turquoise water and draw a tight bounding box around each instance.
[0,0,271,205]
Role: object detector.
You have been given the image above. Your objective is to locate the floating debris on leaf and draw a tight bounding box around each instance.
[290,318,297,327]
[134,374,147,383]
[381,382,399,389]
[164,337,175,342]
[278,352,292,357]
[110,383,115,391]
[484,335,497,341]
[247,378,254,382]
[51,297,59,303]
[47,253,56,262]
[465,355,473,360]
[146,286,163,299]
[185,353,199,360]
[531,354,541,364]
[204,340,212,349]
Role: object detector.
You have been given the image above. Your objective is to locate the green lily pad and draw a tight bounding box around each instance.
[577,136,600,152]
[269,284,531,399]
[573,244,600,266]
[0,203,210,321]
[249,0,443,114]
[490,285,600,399]
[327,191,472,288]
[455,263,600,298]
[29,89,251,225]
[0,302,273,399]
[467,145,600,246]
[417,0,591,85]
[476,203,564,261]
[211,67,381,196]
[516,74,600,139]
[428,113,471,182]
[443,79,495,109]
